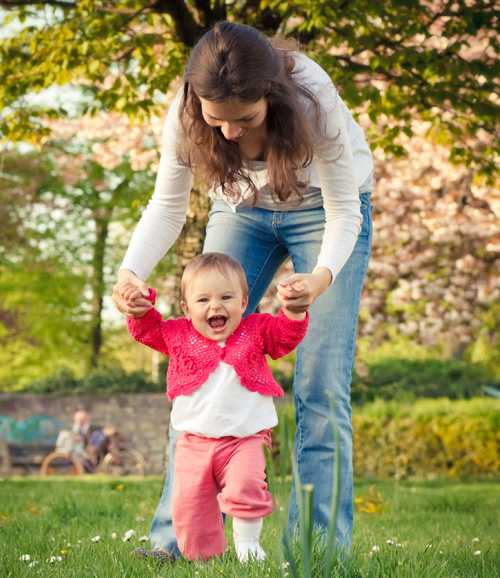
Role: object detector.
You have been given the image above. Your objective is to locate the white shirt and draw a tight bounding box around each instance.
[122,53,373,283]
[170,360,278,438]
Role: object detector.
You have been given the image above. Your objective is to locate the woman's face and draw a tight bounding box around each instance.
[199,97,268,142]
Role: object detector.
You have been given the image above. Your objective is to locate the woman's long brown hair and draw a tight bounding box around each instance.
[178,21,320,203]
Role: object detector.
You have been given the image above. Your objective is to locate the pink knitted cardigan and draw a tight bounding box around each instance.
[127,292,308,400]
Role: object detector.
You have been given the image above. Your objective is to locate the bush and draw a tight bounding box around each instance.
[351,358,497,403]
[271,355,498,401]
[274,398,500,479]
[353,398,500,479]
[23,357,498,400]
[26,367,162,394]
[27,369,80,394]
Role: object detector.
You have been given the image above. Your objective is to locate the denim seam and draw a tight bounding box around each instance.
[344,201,372,381]
[295,396,304,461]
[293,356,305,477]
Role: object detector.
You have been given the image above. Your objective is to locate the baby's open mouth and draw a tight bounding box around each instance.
[208,315,227,329]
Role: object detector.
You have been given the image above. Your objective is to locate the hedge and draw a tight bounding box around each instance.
[275,398,500,479]
[350,358,497,403]
[26,368,162,394]
[23,358,498,402]
[269,356,497,401]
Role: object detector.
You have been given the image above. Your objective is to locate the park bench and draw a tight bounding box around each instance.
[0,415,63,475]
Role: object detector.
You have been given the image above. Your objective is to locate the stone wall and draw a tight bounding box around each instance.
[0,394,171,474]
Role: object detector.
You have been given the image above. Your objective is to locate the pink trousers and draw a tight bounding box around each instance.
[171,429,274,560]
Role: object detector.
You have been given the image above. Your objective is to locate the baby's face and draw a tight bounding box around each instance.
[182,269,248,342]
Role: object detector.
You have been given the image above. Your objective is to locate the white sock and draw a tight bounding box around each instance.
[232,517,266,562]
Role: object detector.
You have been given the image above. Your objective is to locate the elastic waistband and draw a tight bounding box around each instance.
[180,429,272,444]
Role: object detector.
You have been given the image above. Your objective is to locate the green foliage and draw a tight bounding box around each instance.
[23,356,497,400]
[274,398,500,479]
[352,398,500,479]
[269,351,497,403]
[0,1,187,137]
[351,358,498,404]
[0,149,48,258]
[286,1,498,179]
[268,353,295,392]
[467,302,500,377]
[0,1,497,179]
[25,366,162,394]
[0,142,157,379]
[0,258,87,391]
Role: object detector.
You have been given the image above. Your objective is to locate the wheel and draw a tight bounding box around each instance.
[40,451,84,476]
[98,448,145,476]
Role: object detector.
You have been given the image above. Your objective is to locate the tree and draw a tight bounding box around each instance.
[359,122,499,371]
[0,113,161,378]
[0,0,497,179]
[0,149,88,387]
[1,1,498,383]
[37,118,159,369]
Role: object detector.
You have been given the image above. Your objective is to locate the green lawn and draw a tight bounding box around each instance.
[1,476,498,577]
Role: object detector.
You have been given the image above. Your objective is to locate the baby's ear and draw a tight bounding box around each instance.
[180,300,190,318]
[242,294,249,311]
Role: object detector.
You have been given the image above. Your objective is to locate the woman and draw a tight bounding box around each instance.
[113,21,373,559]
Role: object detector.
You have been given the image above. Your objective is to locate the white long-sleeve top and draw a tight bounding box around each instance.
[171,359,277,438]
[122,53,373,283]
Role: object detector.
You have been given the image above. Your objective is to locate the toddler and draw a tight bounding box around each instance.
[126,252,308,562]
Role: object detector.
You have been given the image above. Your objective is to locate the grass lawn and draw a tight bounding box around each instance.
[1,476,498,577]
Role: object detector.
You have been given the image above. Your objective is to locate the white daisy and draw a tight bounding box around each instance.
[122,529,136,542]
[48,556,63,563]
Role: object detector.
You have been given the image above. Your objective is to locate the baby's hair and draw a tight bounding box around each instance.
[181,252,248,300]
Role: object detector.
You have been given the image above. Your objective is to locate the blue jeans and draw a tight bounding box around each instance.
[149,192,372,553]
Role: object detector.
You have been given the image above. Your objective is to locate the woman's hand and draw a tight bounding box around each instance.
[112,269,152,318]
[277,267,332,314]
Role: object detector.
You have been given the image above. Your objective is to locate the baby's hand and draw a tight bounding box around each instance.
[120,283,145,305]
[277,280,307,320]
[116,283,152,318]
[112,270,152,318]
[281,280,305,294]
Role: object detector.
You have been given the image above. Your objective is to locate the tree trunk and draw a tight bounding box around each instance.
[170,187,210,315]
[89,207,111,370]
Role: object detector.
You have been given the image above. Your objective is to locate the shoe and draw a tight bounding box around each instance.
[235,541,267,563]
[133,547,175,563]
